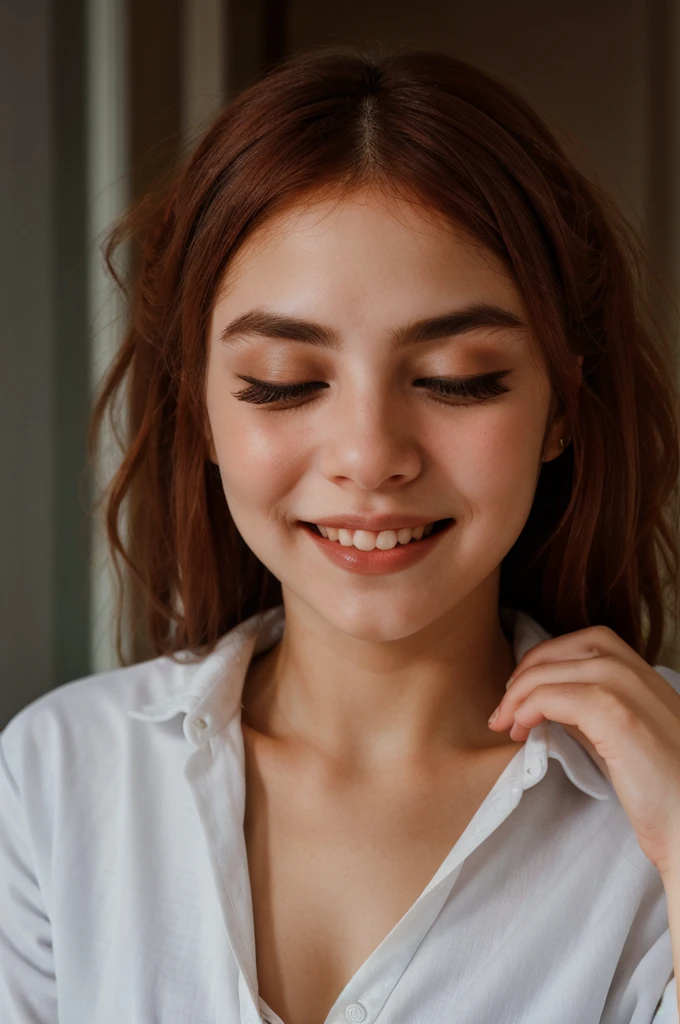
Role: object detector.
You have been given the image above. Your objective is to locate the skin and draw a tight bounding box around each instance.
[204,185,579,777]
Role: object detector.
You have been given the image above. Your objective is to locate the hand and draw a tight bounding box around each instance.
[487,625,680,878]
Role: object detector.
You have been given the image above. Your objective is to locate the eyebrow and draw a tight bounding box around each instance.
[218,302,527,351]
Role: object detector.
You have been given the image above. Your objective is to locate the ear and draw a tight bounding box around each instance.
[542,354,583,463]
[542,418,570,463]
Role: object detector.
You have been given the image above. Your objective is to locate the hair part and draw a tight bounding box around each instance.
[87,43,680,666]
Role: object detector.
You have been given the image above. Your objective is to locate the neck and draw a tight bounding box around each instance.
[241,587,518,774]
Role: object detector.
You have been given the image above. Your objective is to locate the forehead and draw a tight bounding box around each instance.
[215,188,521,312]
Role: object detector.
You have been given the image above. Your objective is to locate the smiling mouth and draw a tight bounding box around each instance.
[301,517,454,542]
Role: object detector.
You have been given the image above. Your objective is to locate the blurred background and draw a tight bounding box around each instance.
[2,0,680,729]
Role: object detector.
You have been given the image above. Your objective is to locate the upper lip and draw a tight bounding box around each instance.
[301,514,450,532]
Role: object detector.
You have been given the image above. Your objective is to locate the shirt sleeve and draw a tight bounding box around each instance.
[653,975,678,1022]
[0,730,58,1022]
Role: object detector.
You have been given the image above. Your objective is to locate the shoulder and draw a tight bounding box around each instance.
[0,652,198,795]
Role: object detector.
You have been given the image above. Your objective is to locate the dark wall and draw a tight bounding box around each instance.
[0,0,91,730]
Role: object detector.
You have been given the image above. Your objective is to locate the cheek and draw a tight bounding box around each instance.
[211,405,303,513]
[436,407,543,510]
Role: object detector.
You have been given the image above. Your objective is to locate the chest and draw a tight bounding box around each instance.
[242,732,521,1024]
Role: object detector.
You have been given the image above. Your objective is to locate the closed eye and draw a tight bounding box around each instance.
[230,370,512,407]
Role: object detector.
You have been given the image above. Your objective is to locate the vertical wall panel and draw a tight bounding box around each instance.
[0,0,53,729]
[87,0,130,674]
[181,0,228,147]
[53,0,92,691]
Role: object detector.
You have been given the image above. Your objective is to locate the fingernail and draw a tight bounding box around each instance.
[488,706,500,725]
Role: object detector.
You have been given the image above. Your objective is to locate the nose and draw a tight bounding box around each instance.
[317,385,422,491]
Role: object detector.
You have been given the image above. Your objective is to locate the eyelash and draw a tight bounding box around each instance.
[231,371,512,409]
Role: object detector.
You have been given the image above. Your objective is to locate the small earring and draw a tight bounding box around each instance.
[559,436,572,450]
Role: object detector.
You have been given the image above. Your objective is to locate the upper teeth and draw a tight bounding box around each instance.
[316,523,435,550]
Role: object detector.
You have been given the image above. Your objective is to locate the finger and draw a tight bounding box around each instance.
[507,624,646,687]
[509,683,627,782]
[507,707,611,783]
[490,655,634,732]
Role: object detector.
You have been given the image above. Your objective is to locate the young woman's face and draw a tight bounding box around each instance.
[206,188,565,641]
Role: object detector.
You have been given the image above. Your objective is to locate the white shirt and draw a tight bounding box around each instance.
[1,603,678,1024]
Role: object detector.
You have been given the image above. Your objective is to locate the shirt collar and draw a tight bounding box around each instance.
[127,603,612,801]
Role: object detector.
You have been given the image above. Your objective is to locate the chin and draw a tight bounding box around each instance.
[294,586,451,643]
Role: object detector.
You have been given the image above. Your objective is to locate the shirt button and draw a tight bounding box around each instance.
[345,1003,367,1022]
[193,717,208,729]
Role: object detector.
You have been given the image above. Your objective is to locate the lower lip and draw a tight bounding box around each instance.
[298,519,455,575]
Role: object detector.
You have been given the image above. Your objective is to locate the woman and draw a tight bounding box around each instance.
[2,44,680,1023]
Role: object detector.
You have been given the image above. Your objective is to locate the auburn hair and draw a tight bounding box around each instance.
[88,44,680,667]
